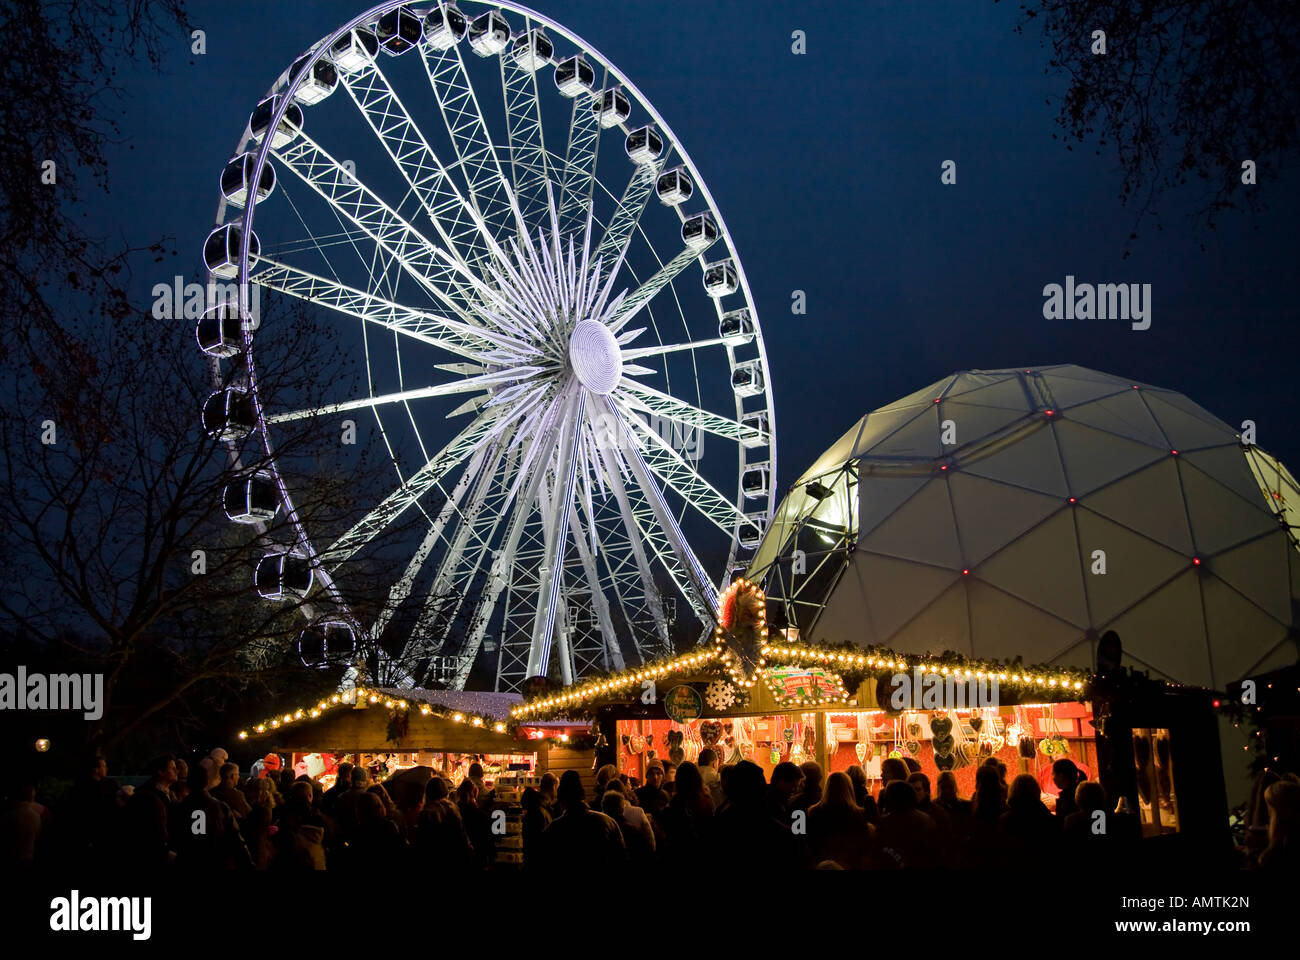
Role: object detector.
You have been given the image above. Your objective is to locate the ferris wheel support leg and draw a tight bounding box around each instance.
[600,398,719,619]
[526,389,586,682]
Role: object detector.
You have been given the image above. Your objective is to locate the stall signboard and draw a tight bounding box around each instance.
[664,684,704,723]
[766,665,848,702]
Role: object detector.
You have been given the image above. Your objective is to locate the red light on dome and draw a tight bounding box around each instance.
[1171,449,1179,456]
[940,464,948,471]
[961,568,970,576]
[1045,409,1055,417]
[1132,385,1140,390]
[1192,557,1202,566]
[1068,497,1077,504]
[1212,699,1221,709]
[933,398,941,404]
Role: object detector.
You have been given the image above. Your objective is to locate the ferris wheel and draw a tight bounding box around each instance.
[199,1,777,691]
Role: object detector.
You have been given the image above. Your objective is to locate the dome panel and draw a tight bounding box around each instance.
[1180,460,1279,555]
[857,478,962,569]
[1075,509,1190,624]
[1055,420,1166,495]
[1065,391,1170,449]
[863,405,945,460]
[798,416,868,483]
[948,471,1063,565]
[857,471,929,539]
[803,557,883,648]
[1081,457,1195,556]
[1107,570,1211,686]
[1184,445,1271,511]
[851,405,935,459]
[967,580,1085,665]
[876,374,957,413]
[945,376,1033,411]
[828,553,960,645]
[935,401,1031,450]
[1201,575,1292,685]
[976,509,1090,627]
[961,422,1069,497]
[1040,372,1130,410]
[887,580,973,657]
[1143,393,1239,450]
[1206,530,1295,625]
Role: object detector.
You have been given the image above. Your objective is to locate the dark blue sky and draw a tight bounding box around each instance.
[104,0,1299,487]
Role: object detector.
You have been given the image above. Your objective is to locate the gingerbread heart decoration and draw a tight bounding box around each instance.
[700,721,722,746]
[855,742,868,763]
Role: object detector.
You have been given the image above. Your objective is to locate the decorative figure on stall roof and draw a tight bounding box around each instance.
[714,580,769,686]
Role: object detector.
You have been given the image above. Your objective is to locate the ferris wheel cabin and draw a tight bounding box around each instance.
[513,29,553,71]
[289,53,339,105]
[719,308,755,346]
[203,223,260,279]
[703,259,739,298]
[656,167,693,206]
[555,55,596,97]
[330,28,380,74]
[625,125,664,165]
[731,359,765,398]
[222,472,281,524]
[593,87,630,127]
[298,620,357,668]
[202,388,257,442]
[196,304,245,359]
[469,11,511,57]
[247,95,304,151]
[220,153,276,209]
[741,409,770,448]
[423,5,467,50]
[255,551,314,601]
[682,212,718,251]
[377,6,424,56]
[742,463,771,499]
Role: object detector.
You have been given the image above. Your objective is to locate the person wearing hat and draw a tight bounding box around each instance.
[636,760,669,816]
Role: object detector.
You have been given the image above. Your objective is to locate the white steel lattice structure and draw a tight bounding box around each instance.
[201,2,777,691]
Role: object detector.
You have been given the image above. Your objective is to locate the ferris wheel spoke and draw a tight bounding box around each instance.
[617,380,764,444]
[594,159,666,285]
[272,133,483,321]
[320,407,506,568]
[592,431,684,635]
[265,366,541,424]
[597,397,719,613]
[620,336,730,361]
[340,58,505,274]
[420,41,526,247]
[500,30,556,229]
[623,414,750,535]
[607,244,711,333]
[525,389,585,680]
[556,82,605,239]
[567,496,626,669]
[403,439,514,676]
[251,259,518,359]
[367,443,491,644]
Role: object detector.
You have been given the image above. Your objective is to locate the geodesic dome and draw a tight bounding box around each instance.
[750,365,1300,689]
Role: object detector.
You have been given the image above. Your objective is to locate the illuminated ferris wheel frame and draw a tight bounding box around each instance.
[201,1,778,691]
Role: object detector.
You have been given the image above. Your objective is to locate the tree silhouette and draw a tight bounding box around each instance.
[1010,0,1299,246]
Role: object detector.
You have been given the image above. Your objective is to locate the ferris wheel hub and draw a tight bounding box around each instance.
[567,319,622,395]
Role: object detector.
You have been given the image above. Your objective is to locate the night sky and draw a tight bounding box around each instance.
[103,0,1299,493]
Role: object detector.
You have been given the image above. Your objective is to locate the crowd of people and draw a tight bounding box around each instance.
[6,747,1299,871]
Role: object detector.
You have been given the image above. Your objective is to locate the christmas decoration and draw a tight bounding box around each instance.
[704,680,737,712]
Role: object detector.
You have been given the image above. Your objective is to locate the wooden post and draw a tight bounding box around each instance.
[816,709,828,772]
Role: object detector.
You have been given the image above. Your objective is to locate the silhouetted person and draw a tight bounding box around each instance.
[789,761,824,816]
[1052,758,1085,821]
[875,780,940,869]
[908,772,953,865]
[538,770,625,871]
[997,773,1059,869]
[807,771,874,868]
[658,761,713,869]
[121,754,177,869]
[712,760,805,870]
[415,778,471,873]
[967,764,1006,868]
[765,761,802,821]
[845,764,879,824]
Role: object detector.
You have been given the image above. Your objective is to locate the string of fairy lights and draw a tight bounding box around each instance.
[237,687,515,741]
[242,579,1093,731]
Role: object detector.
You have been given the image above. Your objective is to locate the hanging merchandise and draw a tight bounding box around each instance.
[931,713,956,771]
[855,741,868,764]
[666,730,685,765]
